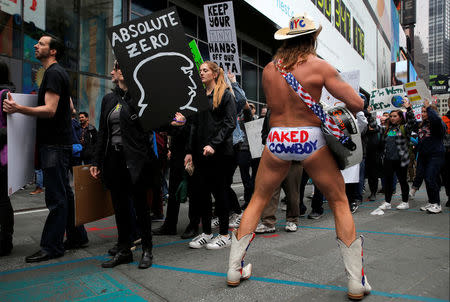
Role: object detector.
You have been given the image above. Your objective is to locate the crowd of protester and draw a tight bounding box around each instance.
[0,36,449,268]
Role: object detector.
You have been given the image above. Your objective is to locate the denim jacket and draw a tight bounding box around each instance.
[231,82,247,145]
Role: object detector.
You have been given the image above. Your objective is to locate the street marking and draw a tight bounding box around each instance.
[14,208,48,216]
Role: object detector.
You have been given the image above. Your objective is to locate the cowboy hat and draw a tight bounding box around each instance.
[274,13,320,40]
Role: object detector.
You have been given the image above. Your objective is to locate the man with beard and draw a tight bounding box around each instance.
[3,35,88,262]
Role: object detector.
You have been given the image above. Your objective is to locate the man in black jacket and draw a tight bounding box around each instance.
[79,112,97,164]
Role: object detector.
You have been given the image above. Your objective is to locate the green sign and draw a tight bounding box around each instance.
[189,40,204,72]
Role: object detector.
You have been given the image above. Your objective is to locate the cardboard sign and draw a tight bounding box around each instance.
[73,165,114,226]
[107,7,208,131]
[7,94,37,196]
[369,85,405,112]
[405,80,431,103]
[203,1,241,74]
[320,70,360,108]
[244,118,264,159]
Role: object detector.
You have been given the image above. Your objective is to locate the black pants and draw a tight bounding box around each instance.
[162,155,185,230]
[106,149,152,251]
[440,151,450,201]
[416,153,445,205]
[299,171,323,214]
[40,145,88,256]
[383,159,409,203]
[0,164,13,249]
[190,154,231,235]
[365,155,380,196]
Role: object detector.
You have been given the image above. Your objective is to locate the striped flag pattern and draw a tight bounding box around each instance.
[275,60,350,145]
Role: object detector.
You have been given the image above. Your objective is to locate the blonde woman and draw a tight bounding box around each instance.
[183,61,236,250]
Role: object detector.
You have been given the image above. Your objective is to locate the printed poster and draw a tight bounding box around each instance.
[369,85,405,112]
[320,70,360,108]
[203,1,240,74]
[107,7,208,131]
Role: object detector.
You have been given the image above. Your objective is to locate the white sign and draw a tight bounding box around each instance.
[204,1,240,74]
[244,118,264,158]
[320,70,360,108]
[0,0,21,16]
[7,94,38,196]
[405,80,431,103]
[24,0,46,31]
[369,85,405,112]
[242,0,378,92]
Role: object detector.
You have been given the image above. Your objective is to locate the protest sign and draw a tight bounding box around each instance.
[73,165,114,226]
[107,7,208,131]
[203,1,240,74]
[189,39,204,72]
[244,118,264,158]
[369,85,405,112]
[405,80,431,103]
[320,70,360,108]
[7,94,37,196]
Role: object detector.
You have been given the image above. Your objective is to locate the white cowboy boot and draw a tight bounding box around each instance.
[226,230,255,286]
[337,236,372,300]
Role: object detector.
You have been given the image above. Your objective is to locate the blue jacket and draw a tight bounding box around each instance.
[230,82,247,145]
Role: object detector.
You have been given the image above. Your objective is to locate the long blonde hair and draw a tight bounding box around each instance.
[203,61,229,109]
[273,26,322,71]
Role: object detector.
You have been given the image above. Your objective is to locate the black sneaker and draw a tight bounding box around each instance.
[153,225,177,235]
[307,211,323,220]
[181,225,198,239]
[368,194,376,201]
[151,214,165,222]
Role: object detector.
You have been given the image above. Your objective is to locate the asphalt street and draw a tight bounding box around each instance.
[1,179,449,302]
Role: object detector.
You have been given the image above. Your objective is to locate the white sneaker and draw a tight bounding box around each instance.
[189,233,213,249]
[280,204,287,211]
[370,208,385,215]
[378,202,392,210]
[211,217,220,228]
[396,202,409,210]
[206,234,231,250]
[229,213,242,228]
[426,204,442,214]
[285,222,297,232]
[420,203,433,211]
[255,223,276,234]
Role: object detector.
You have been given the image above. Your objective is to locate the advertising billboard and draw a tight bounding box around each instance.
[243,0,377,92]
[367,0,392,42]
[390,0,400,62]
[392,60,407,85]
[429,75,450,95]
[408,61,418,82]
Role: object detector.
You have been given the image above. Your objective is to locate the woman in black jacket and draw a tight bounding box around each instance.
[90,61,156,269]
[184,61,236,250]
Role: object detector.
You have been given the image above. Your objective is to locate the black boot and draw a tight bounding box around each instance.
[102,251,133,268]
[138,249,153,269]
[0,232,13,256]
[181,224,198,239]
[153,225,177,235]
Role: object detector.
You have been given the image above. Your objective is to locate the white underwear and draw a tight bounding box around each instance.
[267,127,326,161]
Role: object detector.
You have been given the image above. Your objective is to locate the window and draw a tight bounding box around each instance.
[242,41,257,64]
[242,61,257,101]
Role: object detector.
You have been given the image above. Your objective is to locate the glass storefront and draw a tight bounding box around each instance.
[0,0,273,125]
[0,0,122,127]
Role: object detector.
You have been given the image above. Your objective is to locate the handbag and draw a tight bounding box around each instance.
[275,61,361,169]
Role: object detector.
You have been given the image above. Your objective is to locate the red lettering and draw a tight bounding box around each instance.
[272,131,280,142]
[30,0,37,11]
[280,131,290,142]
[300,130,309,143]
[290,131,299,142]
[268,131,273,142]
[293,19,299,28]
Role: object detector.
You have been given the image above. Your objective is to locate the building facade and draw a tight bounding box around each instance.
[429,0,450,75]
[1,0,406,127]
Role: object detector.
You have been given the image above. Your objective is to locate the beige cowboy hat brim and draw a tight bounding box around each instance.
[274,27,319,40]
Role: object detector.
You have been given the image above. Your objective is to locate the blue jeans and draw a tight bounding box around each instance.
[40,145,88,256]
[35,169,43,188]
